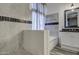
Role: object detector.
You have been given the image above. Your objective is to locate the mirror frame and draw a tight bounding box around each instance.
[64,7,79,28]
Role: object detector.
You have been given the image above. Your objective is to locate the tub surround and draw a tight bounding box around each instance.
[23,30,49,55]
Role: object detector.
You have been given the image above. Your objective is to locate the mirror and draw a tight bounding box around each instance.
[64,7,79,28]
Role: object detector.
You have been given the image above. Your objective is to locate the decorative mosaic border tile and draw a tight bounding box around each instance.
[0,16,32,24]
[45,22,59,25]
[0,16,59,25]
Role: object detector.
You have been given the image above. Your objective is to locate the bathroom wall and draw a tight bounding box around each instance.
[0,3,32,54]
[45,13,59,37]
[0,3,31,20]
[47,3,79,30]
[0,21,31,54]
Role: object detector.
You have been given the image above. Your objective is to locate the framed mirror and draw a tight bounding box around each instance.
[64,7,79,28]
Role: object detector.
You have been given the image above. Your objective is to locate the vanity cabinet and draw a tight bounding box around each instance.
[60,32,79,52]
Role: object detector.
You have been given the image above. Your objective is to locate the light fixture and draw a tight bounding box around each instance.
[71,3,74,11]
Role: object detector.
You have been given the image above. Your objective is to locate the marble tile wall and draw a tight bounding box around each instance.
[0,21,31,54]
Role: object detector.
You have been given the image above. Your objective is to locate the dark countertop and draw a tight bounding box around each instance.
[60,28,79,32]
